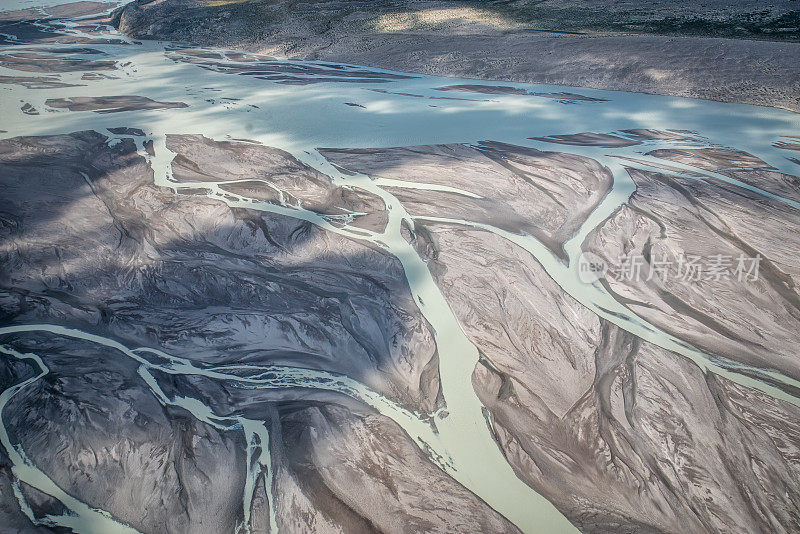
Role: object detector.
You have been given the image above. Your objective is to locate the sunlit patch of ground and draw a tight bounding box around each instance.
[373,7,521,33]
[202,0,263,6]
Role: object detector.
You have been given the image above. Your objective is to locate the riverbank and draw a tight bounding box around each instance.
[2,3,800,532]
[112,0,800,112]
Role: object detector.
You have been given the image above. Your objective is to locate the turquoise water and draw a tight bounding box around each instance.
[0,4,799,533]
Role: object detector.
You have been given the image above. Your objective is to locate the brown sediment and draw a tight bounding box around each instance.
[530,132,640,147]
[321,141,612,259]
[45,95,189,113]
[0,74,84,88]
[0,52,117,72]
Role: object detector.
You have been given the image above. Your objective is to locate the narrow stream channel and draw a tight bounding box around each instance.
[1,3,799,533]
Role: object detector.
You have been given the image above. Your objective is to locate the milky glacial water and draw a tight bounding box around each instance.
[0,4,799,534]
[0,0,121,15]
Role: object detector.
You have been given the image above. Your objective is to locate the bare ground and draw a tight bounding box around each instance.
[112,0,800,112]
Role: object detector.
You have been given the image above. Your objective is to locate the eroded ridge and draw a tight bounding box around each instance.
[1,7,800,533]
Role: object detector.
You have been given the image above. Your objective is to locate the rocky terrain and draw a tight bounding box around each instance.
[319,142,613,258]
[112,0,800,112]
[0,131,440,412]
[319,139,800,532]
[0,131,518,532]
[583,165,800,390]
[2,126,799,533]
[1,2,800,533]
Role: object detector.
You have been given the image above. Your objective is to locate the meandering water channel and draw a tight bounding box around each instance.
[1,3,799,533]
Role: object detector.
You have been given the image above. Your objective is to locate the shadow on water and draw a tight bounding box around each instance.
[108,0,800,42]
[1,8,800,534]
[1,122,800,533]
[0,129,464,533]
[456,0,800,41]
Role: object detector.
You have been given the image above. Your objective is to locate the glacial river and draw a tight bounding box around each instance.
[1,2,799,533]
